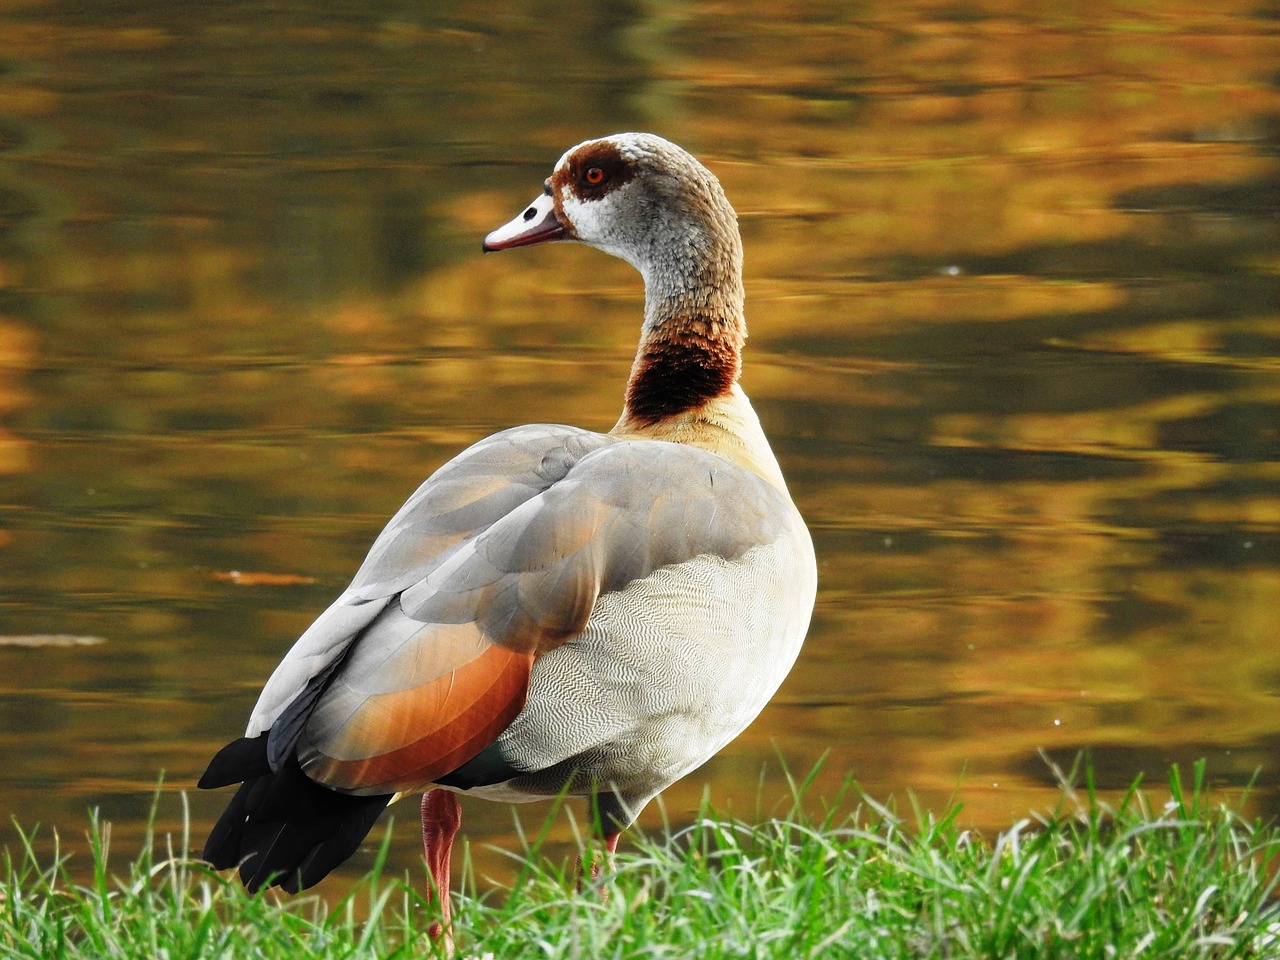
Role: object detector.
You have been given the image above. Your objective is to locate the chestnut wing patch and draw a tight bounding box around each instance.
[298,627,534,794]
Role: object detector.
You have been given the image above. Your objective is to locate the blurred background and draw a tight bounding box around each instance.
[1,0,1278,894]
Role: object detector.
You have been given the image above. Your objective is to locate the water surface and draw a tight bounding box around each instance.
[1,0,1278,890]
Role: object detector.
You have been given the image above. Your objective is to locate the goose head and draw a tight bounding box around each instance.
[483,133,744,328]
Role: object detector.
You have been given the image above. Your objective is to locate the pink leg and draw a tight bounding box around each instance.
[598,830,621,877]
[575,829,622,893]
[421,790,462,952]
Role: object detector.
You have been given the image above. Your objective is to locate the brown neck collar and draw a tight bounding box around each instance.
[620,313,744,427]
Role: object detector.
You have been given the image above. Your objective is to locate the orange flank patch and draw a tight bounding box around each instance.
[305,644,535,793]
[212,570,318,586]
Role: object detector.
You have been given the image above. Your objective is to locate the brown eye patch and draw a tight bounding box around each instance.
[556,140,636,202]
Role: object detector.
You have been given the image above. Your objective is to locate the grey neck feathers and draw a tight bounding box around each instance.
[638,192,746,343]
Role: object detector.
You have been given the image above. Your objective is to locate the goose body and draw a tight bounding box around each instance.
[201,133,817,919]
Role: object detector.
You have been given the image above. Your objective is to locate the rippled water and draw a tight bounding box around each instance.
[1,1,1278,889]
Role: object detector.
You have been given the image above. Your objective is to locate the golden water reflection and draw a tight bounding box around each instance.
[0,0,1277,891]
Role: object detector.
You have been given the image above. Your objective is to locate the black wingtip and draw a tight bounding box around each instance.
[202,759,393,893]
[198,733,271,790]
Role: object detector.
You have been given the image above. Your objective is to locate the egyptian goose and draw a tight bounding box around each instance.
[199,133,817,939]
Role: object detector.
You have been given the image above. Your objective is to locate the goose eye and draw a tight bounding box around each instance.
[583,166,606,186]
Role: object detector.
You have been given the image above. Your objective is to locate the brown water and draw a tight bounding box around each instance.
[1,0,1278,894]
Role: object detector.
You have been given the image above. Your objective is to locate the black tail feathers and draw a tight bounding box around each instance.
[199,734,393,893]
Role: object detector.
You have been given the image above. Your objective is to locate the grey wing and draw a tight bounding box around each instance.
[244,424,616,739]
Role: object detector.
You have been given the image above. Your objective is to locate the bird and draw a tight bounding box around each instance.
[199,132,817,946]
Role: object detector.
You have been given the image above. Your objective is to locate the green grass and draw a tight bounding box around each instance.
[2,762,1278,959]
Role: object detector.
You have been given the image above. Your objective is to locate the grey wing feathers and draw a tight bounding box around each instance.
[349,425,616,599]
[246,425,614,737]
[399,440,790,645]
